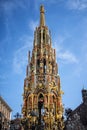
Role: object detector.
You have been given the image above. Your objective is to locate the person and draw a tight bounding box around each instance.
[31,124,35,130]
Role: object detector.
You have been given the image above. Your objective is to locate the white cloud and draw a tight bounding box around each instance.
[53,42,78,64]
[13,35,33,74]
[58,50,78,63]
[53,34,78,64]
[67,0,87,10]
[57,35,66,45]
[29,20,38,31]
[0,0,30,15]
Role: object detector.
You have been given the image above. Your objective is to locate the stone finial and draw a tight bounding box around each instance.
[40,5,45,26]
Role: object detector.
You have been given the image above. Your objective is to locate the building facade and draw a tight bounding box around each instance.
[10,112,22,130]
[65,89,87,130]
[22,5,64,130]
[0,96,12,130]
[10,118,22,130]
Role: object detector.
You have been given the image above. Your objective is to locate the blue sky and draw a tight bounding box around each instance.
[0,0,87,118]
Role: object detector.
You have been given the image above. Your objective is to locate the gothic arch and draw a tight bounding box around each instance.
[38,93,44,101]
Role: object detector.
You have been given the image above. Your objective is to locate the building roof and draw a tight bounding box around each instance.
[0,96,12,112]
[66,100,87,128]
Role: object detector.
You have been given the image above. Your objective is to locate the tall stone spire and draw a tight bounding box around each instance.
[22,5,64,130]
[40,5,45,26]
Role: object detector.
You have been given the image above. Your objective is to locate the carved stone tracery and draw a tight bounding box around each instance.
[22,5,64,130]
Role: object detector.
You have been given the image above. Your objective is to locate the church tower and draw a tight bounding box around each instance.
[22,5,64,130]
